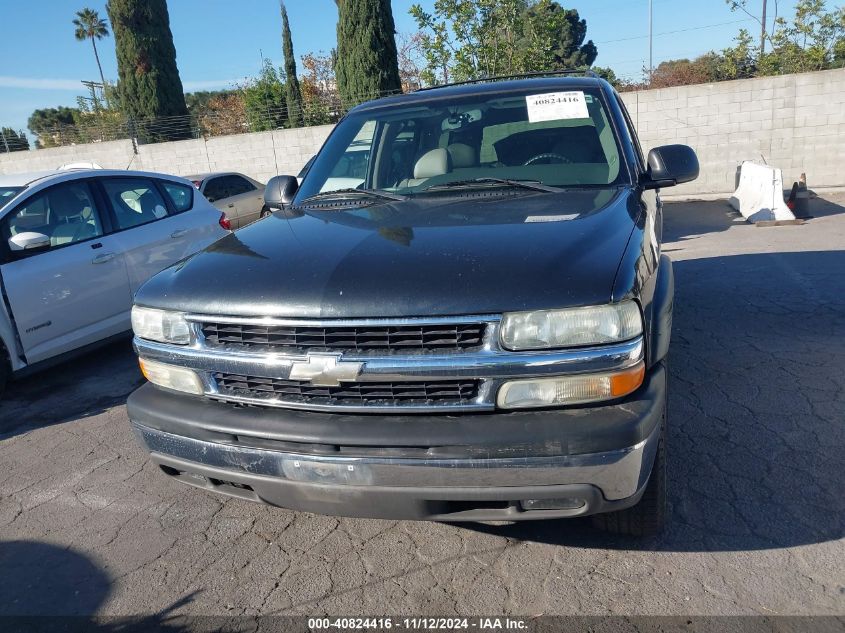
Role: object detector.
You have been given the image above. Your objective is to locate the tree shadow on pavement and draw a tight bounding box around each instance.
[0,540,202,631]
[465,249,845,552]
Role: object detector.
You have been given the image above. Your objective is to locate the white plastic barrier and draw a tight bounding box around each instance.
[729,161,796,222]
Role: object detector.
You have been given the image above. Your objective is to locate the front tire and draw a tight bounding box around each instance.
[260,206,271,219]
[592,404,668,536]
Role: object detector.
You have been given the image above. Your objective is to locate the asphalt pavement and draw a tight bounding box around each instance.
[1,195,843,619]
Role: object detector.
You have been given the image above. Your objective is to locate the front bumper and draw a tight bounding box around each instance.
[128,364,665,521]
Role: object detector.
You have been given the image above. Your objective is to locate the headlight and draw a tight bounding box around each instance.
[500,302,642,350]
[139,358,204,395]
[131,306,191,345]
[497,362,645,409]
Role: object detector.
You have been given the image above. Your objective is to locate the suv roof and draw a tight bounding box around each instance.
[350,76,609,114]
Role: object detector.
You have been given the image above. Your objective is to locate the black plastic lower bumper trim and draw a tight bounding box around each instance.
[126,363,666,459]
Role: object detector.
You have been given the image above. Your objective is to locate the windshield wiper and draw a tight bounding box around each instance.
[298,188,407,205]
[419,178,564,194]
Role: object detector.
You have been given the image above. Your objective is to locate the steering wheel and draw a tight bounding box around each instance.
[523,153,571,166]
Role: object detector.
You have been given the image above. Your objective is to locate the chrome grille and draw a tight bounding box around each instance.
[213,373,479,407]
[201,321,486,353]
[134,313,645,413]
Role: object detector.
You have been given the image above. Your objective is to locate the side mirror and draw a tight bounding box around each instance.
[9,231,50,252]
[264,175,299,210]
[642,144,699,189]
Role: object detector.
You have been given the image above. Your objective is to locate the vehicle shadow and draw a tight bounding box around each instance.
[661,195,845,245]
[464,249,845,552]
[802,194,845,218]
[662,199,741,243]
[0,338,144,441]
[0,540,199,629]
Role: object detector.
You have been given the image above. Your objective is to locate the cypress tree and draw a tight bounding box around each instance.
[106,0,190,140]
[280,2,304,127]
[334,0,402,107]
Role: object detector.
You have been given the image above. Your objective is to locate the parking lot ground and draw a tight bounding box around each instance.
[1,195,843,618]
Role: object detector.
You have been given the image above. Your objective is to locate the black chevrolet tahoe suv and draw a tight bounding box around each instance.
[127,74,698,535]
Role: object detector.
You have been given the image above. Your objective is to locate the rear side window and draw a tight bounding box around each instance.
[160,181,193,213]
[101,178,170,230]
[203,178,226,202]
[224,175,257,196]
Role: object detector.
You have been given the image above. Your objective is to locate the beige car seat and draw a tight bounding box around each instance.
[50,189,98,247]
[447,143,478,169]
[400,148,453,188]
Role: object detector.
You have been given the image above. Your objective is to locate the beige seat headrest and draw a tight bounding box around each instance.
[414,148,452,179]
[447,143,477,168]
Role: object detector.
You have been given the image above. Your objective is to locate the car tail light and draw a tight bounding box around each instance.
[219,213,231,231]
[191,180,202,189]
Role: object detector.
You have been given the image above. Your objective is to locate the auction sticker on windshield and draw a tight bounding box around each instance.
[526,91,589,123]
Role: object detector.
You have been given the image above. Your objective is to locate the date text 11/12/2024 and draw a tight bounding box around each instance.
[307,617,529,630]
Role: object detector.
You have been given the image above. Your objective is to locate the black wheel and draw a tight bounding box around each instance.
[592,401,668,537]
[260,206,272,219]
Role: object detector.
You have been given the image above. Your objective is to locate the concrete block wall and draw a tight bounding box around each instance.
[1,70,843,196]
[620,68,845,196]
[0,138,136,173]
[0,124,335,185]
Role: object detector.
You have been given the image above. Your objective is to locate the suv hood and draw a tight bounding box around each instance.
[136,187,640,317]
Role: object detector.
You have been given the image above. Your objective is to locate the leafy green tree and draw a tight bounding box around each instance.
[73,8,110,96]
[300,51,341,125]
[280,2,304,127]
[0,128,29,152]
[106,0,190,141]
[834,36,845,66]
[765,0,845,73]
[410,0,598,84]
[411,0,523,83]
[647,0,844,89]
[726,0,845,73]
[520,1,597,69]
[718,29,758,79]
[185,90,238,118]
[242,59,288,132]
[196,93,248,137]
[27,107,81,147]
[335,0,402,106]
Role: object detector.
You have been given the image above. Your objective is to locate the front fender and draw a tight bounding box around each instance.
[649,254,674,366]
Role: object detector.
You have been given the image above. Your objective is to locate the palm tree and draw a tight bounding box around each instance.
[73,8,110,99]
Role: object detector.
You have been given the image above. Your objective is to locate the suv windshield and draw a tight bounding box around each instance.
[0,187,23,210]
[296,86,626,203]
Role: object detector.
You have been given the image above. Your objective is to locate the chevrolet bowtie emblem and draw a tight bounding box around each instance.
[288,354,363,387]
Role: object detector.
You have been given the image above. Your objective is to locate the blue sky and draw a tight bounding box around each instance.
[0,0,772,138]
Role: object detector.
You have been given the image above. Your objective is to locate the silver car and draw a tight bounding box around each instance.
[0,168,228,394]
[187,172,267,229]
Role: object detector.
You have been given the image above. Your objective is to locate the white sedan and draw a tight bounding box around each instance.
[0,168,228,393]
